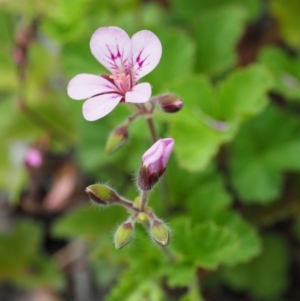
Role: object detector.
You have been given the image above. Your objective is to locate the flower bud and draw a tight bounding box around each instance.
[137,212,148,224]
[85,184,120,206]
[24,148,42,168]
[114,219,135,249]
[105,123,129,155]
[149,218,170,247]
[156,93,183,113]
[137,138,174,191]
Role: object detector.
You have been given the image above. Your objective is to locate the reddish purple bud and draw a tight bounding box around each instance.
[12,46,26,65]
[137,138,174,191]
[24,148,42,168]
[156,93,183,113]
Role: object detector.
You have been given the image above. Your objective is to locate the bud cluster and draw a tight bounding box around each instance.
[86,138,174,249]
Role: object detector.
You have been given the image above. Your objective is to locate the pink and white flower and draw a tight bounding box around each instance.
[67,26,162,121]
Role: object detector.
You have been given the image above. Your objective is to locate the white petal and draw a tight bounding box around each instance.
[82,93,122,121]
[90,27,131,74]
[131,30,162,81]
[67,74,118,100]
[161,138,174,166]
[143,140,163,166]
[125,83,151,104]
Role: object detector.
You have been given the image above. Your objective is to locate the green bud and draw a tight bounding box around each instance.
[137,212,148,224]
[105,124,128,155]
[85,184,120,206]
[150,219,170,247]
[114,221,134,249]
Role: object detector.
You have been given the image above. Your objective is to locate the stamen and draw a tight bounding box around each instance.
[110,69,131,93]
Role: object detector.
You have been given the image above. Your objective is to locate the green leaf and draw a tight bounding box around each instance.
[0,12,18,92]
[180,280,204,301]
[170,211,260,269]
[62,37,107,78]
[166,65,273,171]
[0,220,42,278]
[11,255,65,290]
[52,204,127,241]
[104,227,167,301]
[193,5,247,75]
[270,0,300,48]
[214,212,261,265]
[230,104,300,203]
[144,27,196,94]
[106,269,164,301]
[217,65,273,121]
[164,263,196,288]
[170,218,238,270]
[170,0,261,22]
[165,76,233,171]
[186,165,232,222]
[0,220,64,289]
[258,46,300,101]
[168,114,229,171]
[220,234,289,300]
[0,99,42,143]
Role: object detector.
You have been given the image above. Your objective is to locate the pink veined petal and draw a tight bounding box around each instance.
[161,138,174,166]
[67,74,119,100]
[125,82,151,103]
[143,140,164,167]
[131,30,162,81]
[90,27,132,74]
[82,93,122,121]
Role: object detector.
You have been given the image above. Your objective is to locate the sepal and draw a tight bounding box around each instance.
[148,213,170,247]
[105,123,129,155]
[114,217,135,249]
[85,184,120,206]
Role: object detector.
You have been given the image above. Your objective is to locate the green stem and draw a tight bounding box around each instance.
[117,196,139,213]
[160,246,176,262]
[146,117,158,143]
[140,190,148,211]
[189,276,203,301]
[141,104,170,211]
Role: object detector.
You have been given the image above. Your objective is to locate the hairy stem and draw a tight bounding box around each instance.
[160,245,176,262]
[146,117,158,143]
[117,196,139,213]
[140,190,148,211]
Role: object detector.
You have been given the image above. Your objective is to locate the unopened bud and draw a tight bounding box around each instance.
[114,220,135,249]
[137,138,174,191]
[137,165,160,191]
[156,93,183,113]
[105,124,128,155]
[137,212,148,224]
[150,219,170,247]
[85,184,120,206]
[24,148,42,168]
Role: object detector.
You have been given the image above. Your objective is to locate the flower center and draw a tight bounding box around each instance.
[110,69,131,94]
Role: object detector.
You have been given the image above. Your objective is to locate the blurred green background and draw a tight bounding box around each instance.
[1,0,300,300]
